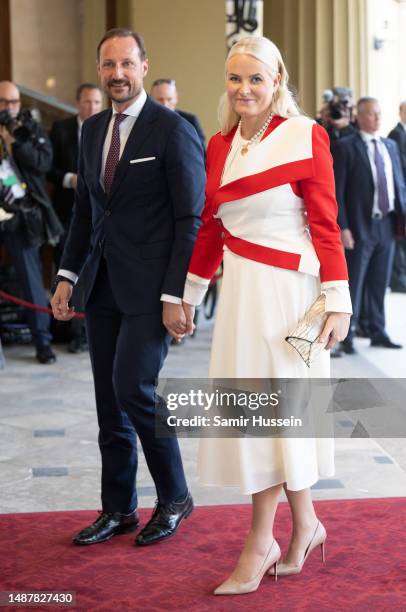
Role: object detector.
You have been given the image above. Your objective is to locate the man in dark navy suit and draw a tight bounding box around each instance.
[51,29,205,546]
[388,101,406,292]
[49,83,102,353]
[150,78,206,150]
[332,97,406,354]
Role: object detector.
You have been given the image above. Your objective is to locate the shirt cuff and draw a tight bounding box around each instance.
[321,280,353,314]
[63,173,75,189]
[183,273,210,306]
[58,269,78,285]
[160,294,182,305]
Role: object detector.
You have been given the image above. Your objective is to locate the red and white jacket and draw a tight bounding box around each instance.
[184,115,351,313]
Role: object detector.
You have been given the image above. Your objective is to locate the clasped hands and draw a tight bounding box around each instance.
[51,283,196,341]
[163,301,195,343]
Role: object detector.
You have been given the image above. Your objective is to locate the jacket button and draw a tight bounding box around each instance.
[221,232,225,240]
[105,209,111,217]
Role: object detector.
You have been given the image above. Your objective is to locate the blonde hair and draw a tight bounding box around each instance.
[219,36,301,134]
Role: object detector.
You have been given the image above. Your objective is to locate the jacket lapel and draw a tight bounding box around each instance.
[94,109,112,184]
[354,134,374,180]
[107,97,158,203]
[207,128,236,198]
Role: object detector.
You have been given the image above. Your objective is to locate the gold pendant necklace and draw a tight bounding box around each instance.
[239,112,274,156]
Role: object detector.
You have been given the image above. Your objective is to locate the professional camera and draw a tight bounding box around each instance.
[321,87,353,122]
[0,108,39,143]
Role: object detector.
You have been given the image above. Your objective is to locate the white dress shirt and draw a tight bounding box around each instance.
[58,89,180,305]
[360,131,395,218]
[99,89,147,187]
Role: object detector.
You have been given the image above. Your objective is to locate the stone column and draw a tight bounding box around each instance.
[263,0,368,116]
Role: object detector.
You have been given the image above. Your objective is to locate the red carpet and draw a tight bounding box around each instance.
[0,498,405,611]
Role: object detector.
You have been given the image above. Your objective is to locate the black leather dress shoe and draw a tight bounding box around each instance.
[68,338,88,354]
[341,339,356,354]
[135,492,193,546]
[36,346,57,364]
[370,338,403,349]
[73,510,139,545]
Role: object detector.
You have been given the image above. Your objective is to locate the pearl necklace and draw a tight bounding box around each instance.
[239,112,274,155]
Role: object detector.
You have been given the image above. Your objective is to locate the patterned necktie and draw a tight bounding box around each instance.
[372,138,390,215]
[104,113,127,194]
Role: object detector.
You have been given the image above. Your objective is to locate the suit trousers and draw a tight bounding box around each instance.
[346,214,395,341]
[85,258,187,513]
[3,229,52,349]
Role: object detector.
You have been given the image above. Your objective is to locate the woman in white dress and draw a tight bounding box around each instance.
[180,37,352,595]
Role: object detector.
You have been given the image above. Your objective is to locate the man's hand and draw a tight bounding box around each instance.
[51,281,75,321]
[0,125,15,147]
[182,301,196,336]
[163,302,187,343]
[318,312,351,350]
[341,228,355,250]
[69,174,78,189]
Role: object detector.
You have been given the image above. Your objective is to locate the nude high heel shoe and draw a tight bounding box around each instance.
[269,520,326,577]
[213,539,281,596]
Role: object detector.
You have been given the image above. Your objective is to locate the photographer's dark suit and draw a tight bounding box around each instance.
[333,132,406,343]
[60,96,205,515]
[49,116,86,345]
[0,125,60,353]
[48,116,79,227]
[388,122,406,291]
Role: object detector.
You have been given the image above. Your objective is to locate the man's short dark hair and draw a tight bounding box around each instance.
[97,28,147,62]
[151,79,176,88]
[76,83,101,101]
[357,96,378,112]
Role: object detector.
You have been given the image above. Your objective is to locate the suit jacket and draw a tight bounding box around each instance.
[60,96,205,314]
[48,115,79,227]
[388,122,406,180]
[188,117,349,285]
[176,109,206,150]
[332,132,406,241]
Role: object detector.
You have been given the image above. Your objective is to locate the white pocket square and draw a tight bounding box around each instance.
[130,157,156,164]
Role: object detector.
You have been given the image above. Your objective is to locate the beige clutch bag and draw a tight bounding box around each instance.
[285,294,328,368]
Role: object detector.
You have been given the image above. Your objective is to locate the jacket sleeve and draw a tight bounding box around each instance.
[47,122,66,189]
[59,124,92,276]
[183,136,225,305]
[387,140,406,215]
[11,124,53,175]
[299,123,349,283]
[160,117,206,298]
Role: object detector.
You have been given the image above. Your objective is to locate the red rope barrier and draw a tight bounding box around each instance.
[0,290,85,319]
[0,273,224,319]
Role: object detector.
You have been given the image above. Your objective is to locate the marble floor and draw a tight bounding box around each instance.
[0,291,405,513]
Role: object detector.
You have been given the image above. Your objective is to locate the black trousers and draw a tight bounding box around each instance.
[85,259,187,513]
[3,229,51,349]
[346,215,395,342]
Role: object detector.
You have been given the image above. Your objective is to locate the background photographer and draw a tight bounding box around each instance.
[317,87,357,145]
[0,80,63,364]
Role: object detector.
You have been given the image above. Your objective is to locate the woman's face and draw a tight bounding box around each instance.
[226,54,280,120]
